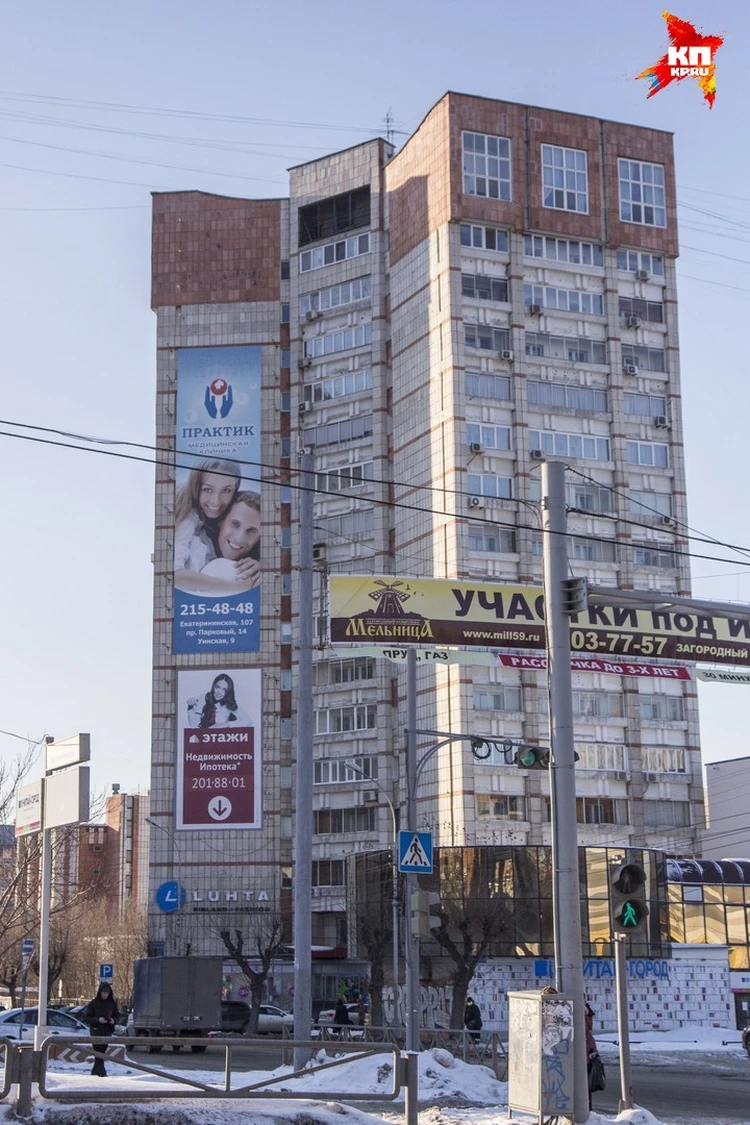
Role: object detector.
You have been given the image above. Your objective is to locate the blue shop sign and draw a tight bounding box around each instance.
[534,957,670,981]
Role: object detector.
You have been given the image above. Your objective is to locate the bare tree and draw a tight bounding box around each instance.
[351,852,392,1027]
[217,915,286,1035]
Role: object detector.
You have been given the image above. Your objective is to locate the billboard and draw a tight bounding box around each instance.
[173,346,262,655]
[329,575,750,667]
[176,669,262,831]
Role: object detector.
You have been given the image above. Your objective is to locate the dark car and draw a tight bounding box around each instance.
[743,1026,750,1058]
[220,1000,251,1034]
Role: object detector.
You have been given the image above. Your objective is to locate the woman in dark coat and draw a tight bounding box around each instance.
[333,998,352,1036]
[84,983,120,1076]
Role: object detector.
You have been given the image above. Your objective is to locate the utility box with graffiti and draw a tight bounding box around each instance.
[507,990,575,1123]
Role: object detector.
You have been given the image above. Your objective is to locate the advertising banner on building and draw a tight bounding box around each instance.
[176,669,262,831]
[173,346,262,655]
[329,575,750,667]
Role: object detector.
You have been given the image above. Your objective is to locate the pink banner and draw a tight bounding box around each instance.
[497,654,691,679]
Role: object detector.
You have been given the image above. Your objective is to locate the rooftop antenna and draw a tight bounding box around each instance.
[384,107,395,147]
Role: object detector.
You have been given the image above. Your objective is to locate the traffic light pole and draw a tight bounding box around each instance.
[615,936,633,1111]
[404,648,419,1125]
[541,460,589,1123]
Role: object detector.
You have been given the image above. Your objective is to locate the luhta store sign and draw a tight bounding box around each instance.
[189,888,271,913]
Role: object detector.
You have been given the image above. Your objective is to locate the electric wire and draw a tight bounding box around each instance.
[2,421,750,579]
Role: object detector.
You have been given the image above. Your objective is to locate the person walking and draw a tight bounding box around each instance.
[333,997,352,1038]
[84,982,120,1077]
[464,997,483,1042]
[586,1002,605,1108]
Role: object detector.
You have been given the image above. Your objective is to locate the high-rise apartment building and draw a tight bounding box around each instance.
[149,92,703,961]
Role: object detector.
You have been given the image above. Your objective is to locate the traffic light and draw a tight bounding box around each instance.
[409,890,442,938]
[514,744,550,770]
[610,861,649,935]
[562,576,588,615]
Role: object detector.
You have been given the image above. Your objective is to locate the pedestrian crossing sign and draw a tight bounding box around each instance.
[398,830,433,873]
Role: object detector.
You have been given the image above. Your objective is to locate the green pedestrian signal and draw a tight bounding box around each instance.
[609,860,649,936]
[514,744,550,770]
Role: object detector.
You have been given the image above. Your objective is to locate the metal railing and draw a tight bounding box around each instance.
[304,1024,508,1080]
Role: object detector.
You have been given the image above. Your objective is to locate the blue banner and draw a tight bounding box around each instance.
[173,346,262,654]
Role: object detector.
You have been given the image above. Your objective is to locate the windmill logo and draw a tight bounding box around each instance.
[343,578,435,641]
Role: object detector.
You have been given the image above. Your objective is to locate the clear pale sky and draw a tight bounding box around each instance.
[1,1,747,798]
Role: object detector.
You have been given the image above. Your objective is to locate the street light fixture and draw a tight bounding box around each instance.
[145,817,185,954]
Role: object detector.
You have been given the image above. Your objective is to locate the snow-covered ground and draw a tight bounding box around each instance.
[0,1025,744,1125]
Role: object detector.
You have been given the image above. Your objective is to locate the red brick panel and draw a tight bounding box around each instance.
[525,109,605,241]
[151,193,282,308]
[387,98,452,266]
[602,122,678,255]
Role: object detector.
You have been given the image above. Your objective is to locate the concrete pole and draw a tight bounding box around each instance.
[293,448,314,1070]
[615,936,633,1111]
[541,459,589,1123]
[404,647,419,1125]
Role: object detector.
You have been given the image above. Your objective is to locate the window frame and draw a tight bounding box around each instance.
[541,144,589,214]
[618,158,667,228]
[462,131,512,201]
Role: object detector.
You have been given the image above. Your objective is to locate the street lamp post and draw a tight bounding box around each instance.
[146,817,184,953]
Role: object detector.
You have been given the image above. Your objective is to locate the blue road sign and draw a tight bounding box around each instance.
[21,939,34,954]
[155,880,186,913]
[99,963,114,981]
[398,830,433,874]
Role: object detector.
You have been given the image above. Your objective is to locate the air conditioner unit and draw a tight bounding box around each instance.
[312,544,326,561]
[298,356,312,370]
[530,448,544,460]
[305,309,320,322]
[469,441,482,454]
[615,771,628,781]
[626,315,641,328]
[500,349,514,361]
[363,790,378,804]
[660,515,676,527]
[654,415,669,429]
[623,363,638,375]
[645,772,658,783]
[299,401,309,414]
[468,496,483,509]
[528,303,542,315]
[635,269,650,281]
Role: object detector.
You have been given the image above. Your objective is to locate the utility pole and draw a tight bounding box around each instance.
[404,647,419,1125]
[541,459,589,1123]
[615,936,633,1111]
[293,447,314,1070]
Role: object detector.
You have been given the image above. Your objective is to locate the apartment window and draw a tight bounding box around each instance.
[566,482,612,514]
[541,144,588,213]
[281,348,290,369]
[624,392,667,416]
[316,509,374,540]
[474,686,523,711]
[619,297,664,324]
[464,324,510,353]
[642,745,686,772]
[465,373,511,401]
[298,187,371,246]
[572,743,627,771]
[618,159,666,227]
[313,704,376,735]
[476,795,527,821]
[300,232,370,273]
[304,369,372,404]
[626,440,669,468]
[632,543,676,569]
[524,234,603,266]
[460,224,509,252]
[617,250,664,276]
[304,414,373,447]
[312,860,346,887]
[525,332,606,365]
[314,657,376,686]
[313,807,376,835]
[525,284,603,316]
[462,132,512,200]
[316,462,373,493]
[529,430,610,462]
[281,304,290,324]
[466,423,511,450]
[280,260,290,281]
[577,797,628,825]
[527,380,607,413]
[468,526,517,553]
[281,527,292,548]
[314,756,378,784]
[621,344,665,373]
[571,536,617,563]
[572,691,623,719]
[467,473,513,500]
[643,801,691,828]
[628,491,673,519]
[640,695,684,722]
[300,277,372,316]
[304,324,372,358]
[462,273,509,303]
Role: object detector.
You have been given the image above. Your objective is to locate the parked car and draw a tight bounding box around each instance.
[0,1008,89,1040]
[743,1026,750,1058]
[255,1004,295,1035]
[220,1000,250,1034]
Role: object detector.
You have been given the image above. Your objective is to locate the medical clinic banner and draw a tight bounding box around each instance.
[329,575,750,667]
[173,346,261,654]
[176,669,262,831]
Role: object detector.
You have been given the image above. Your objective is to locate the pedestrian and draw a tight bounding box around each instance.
[84,982,119,1077]
[333,997,352,1038]
[586,1002,605,1108]
[464,997,483,1042]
